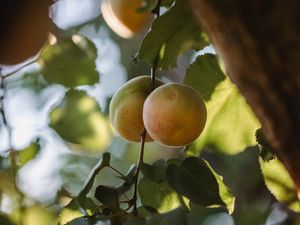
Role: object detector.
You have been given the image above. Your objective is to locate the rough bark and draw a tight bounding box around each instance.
[186,0,300,196]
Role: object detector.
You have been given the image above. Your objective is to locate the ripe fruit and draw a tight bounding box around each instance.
[0,0,52,65]
[109,76,164,142]
[101,0,153,39]
[143,83,207,147]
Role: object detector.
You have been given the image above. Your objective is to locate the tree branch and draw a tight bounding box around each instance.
[186,0,300,196]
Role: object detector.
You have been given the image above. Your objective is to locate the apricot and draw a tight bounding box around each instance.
[143,83,207,147]
[109,76,163,142]
[0,0,52,65]
[101,0,153,39]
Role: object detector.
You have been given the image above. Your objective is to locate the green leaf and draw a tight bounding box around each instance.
[124,217,147,225]
[141,160,168,183]
[58,199,85,225]
[147,207,187,225]
[78,153,111,200]
[138,0,208,70]
[41,37,99,88]
[139,177,185,213]
[0,214,15,225]
[166,157,224,208]
[66,216,109,225]
[187,78,260,155]
[137,206,159,218]
[59,153,110,225]
[184,54,226,101]
[58,198,96,225]
[50,90,111,152]
[95,185,120,212]
[260,158,300,212]
[205,162,235,214]
[18,140,40,167]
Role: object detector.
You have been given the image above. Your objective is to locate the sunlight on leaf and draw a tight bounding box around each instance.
[40,36,99,88]
[18,140,40,167]
[205,160,235,214]
[260,158,300,212]
[23,205,56,225]
[50,90,111,152]
[139,177,185,213]
[58,200,83,225]
[166,157,234,213]
[184,54,226,101]
[66,216,109,225]
[187,78,260,155]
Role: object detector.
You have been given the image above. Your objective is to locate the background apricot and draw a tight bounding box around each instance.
[143,83,207,147]
[109,76,163,142]
[101,0,153,39]
[0,0,52,65]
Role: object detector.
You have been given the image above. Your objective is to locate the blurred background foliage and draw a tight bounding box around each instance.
[0,0,299,225]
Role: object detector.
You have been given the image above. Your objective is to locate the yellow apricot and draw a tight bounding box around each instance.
[101,0,153,39]
[143,83,207,147]
[109,76,164,142]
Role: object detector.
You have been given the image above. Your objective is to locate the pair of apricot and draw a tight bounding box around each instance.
[109,76,207,147]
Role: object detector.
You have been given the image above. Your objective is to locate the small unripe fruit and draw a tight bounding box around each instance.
[101,0,153,39]
[109,76,163,142]
[143,83,207,147]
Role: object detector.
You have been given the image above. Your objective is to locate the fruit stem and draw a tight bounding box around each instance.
[150,0,161,91]
[132,1,162,215]
[132,129,147,215]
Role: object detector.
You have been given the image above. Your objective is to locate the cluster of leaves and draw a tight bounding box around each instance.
[31,0,300,222]
[135,0,300,216]
[24,35,111,153]
[58,152,234,225]
[1,0,300,224]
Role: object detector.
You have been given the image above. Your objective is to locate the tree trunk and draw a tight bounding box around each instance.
[186,0,300,197]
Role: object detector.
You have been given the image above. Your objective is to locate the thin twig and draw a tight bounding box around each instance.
[108,165,126,178]
[2,59,38,79]
[122,193,130,201]
[0,75,7,126]
[131,1,162,216]
[150,0,161,91]
[132,129,147,215]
